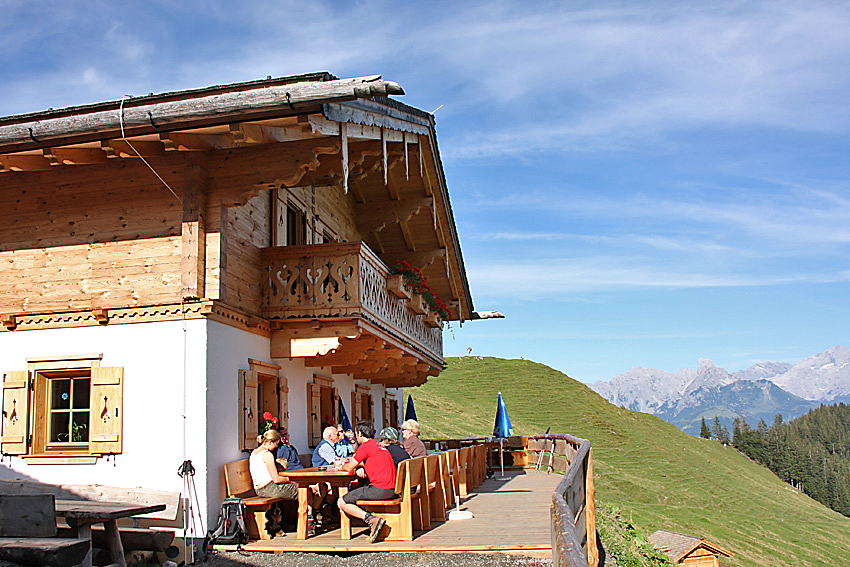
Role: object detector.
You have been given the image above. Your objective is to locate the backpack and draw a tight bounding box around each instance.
[207,497,249,546]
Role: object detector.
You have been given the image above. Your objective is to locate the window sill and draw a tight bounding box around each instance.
[22,454,99,465]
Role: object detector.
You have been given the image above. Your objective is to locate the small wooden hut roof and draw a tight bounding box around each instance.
[649,529,733,562]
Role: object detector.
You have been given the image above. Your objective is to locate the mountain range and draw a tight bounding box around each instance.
[591,345,850,435]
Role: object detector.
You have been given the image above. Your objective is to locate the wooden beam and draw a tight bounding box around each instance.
[181,154,207,299]
[0,154,51,172]
[103,140,167,159]
[355,197,433,235]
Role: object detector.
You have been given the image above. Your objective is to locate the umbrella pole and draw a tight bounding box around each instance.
[499,437,506,479]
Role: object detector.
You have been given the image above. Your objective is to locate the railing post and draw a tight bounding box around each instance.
[584,448,598,567]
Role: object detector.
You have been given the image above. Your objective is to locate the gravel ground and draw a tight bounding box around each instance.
[200,551,553,567]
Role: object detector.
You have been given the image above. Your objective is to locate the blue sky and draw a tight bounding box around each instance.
[2,1,848,382]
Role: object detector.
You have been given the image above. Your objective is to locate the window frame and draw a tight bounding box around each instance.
[1,354,123,464]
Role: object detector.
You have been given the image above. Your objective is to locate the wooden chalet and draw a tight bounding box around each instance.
[649,529,733,567]
[0,73,473,530]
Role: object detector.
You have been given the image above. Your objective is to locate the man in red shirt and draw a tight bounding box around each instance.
[336,420,398,542]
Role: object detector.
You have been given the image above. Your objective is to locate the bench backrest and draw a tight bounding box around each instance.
[223,459,255,498]
[0,494,57,537]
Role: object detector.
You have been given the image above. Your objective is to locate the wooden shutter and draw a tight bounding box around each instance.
[277,376,289,432]
[238,370,259,452]
[351,391,360,424]
[332,387,339,425]
[1,371,30,455]
[367,394,374,423]
[382,398,389,430]
[308,383,321,447]
[89,367,123,455]
[389,399,399,428]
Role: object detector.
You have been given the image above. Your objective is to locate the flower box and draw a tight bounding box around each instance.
[387,274,412,299]
[409,294,428,315]
[425,312,442,328]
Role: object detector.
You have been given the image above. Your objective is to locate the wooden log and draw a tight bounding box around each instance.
[0,76,405,152]
[0,537,89,567]
[56,525,174,552]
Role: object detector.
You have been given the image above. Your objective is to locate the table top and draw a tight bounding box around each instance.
[283,466,358,485]
[55,499,166,521]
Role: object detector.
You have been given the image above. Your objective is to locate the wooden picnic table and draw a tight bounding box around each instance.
[55,499,166,567]
[282,467,358,540]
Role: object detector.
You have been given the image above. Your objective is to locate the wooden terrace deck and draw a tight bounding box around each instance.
[215,469,561,554]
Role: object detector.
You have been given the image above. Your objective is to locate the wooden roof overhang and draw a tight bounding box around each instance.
[0,74,471,386]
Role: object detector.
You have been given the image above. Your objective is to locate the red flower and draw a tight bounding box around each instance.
[263,411,274,421]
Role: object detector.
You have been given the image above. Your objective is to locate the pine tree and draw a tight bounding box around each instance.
[712,416,723,440]
[700,417,710,439]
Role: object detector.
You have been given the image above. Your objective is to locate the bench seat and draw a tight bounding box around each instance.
[0,537,90,567]
[350,456,429,541]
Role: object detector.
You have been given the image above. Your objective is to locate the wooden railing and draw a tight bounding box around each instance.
[528,434,598,567]
[424,434,597,567]
[260,242,442,363]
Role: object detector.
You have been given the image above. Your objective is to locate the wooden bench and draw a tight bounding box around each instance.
[424,454,446,523]
[347,456,429,541]
[223,458,297,540]
[0,480,178,555]
[0,494,89,567]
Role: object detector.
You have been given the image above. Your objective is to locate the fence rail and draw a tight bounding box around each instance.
[423,433,597,567]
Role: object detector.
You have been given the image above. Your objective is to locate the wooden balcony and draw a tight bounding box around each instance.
[261,242,443,386]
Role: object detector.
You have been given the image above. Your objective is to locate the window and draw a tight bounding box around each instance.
[238,359,288,452]
[273,190,311,246]
[307,375,338,448]
[1,355,123,463]
[351,384,374,426]
[382,394,400,429]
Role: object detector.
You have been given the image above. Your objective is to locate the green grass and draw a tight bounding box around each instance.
[409,357,850,567]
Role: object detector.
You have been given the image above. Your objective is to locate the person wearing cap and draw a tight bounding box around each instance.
[401,419,427,458]
[378,426,410,467]
[336,420,397,543]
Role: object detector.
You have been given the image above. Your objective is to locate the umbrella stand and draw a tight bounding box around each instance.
[448,453,474,520]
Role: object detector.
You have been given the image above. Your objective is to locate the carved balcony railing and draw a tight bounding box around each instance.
[260,242,443,364]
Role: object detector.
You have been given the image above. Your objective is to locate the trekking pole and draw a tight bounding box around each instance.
[536,428,551,470]
[547,438,556,474]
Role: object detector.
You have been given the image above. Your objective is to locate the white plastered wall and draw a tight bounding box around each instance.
[0,319,209,517]
[1,318,410,530]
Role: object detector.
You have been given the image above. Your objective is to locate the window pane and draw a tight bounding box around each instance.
[51,379,71,410]
[71,412,89,442]
[72,378,90,409]
[50,412,70,443]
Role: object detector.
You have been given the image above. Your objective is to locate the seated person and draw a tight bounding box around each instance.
[312,426,339,466]
[250,430,298,502]
[335,423,357,459]
[310,426,341,528]
[275,427,304,471]
[401,419,427,458]
[336,420,398,543]
[378,427,410,467]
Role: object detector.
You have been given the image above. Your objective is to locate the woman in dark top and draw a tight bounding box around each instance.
[378,427,410,467]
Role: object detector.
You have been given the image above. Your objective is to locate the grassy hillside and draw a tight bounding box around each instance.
[408,357,850,567]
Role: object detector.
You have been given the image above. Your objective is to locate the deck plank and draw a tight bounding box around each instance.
[215,469,562,553]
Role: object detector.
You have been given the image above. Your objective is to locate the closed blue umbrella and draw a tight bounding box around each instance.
[404,394,418,421]
[493,391,514,438]
[339,397,352,431]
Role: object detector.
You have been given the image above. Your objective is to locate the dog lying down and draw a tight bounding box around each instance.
[264,501,286,538]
